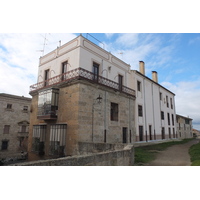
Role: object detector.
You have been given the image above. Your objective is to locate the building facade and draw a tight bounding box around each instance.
[176,114,193,139]
[28,34,187,162]
[0,93,31,160]
[28,35,136,161]
[130,61,177,142]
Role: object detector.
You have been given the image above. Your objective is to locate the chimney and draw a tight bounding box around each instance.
[139,61,145,75]
[152,71,158,83]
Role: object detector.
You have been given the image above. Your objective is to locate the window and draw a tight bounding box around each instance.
[170,98,173,109]
[137,81,141,92]
[161,111,164,120]
[93,62,99,82]
[138,105,143,117]
[160,92,162,101]
[3,125,10,134]
[185,119,190,124]
[61,61,68,81]
[172,114,174,126]
[110,103,118,121]
[32,125,46,155]
[173,128,175,138]
[49,124,67,156]
[166,96,169,107]
[167,113,170,125]
[1,140,8,150]
[169,127,171,139]
[118,75,123,91]
[139,126,143,141]
[44,69,50,86]
[149,125,152,140]
[122,127,127,143]
[38,88,59,119]
[7,104,12,109]
[162,127,165,139]
[23,106,28,111]
[21,125,27,133]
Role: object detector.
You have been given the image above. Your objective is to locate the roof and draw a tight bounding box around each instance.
[176,114,193,120]
[0,93,32,101]
[132,70,175,96]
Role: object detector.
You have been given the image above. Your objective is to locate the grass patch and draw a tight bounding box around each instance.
[134,138,193,165]
[189,141,200,166]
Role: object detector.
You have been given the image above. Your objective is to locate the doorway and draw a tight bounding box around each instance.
[139,126,143,141]
[122,127,127,143]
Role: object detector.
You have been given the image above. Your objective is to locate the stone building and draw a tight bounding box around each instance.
[130,61,177,142]
[192,128,200,138]
[176,114,193,139]
[0,93,31,160]
[28,35,136,161]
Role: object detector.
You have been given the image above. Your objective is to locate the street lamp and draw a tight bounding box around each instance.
[92,95,102,142]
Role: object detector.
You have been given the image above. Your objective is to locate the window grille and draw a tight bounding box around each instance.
[32,125,46,155]
[49,124,67,156]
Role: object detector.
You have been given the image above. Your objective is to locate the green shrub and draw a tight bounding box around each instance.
[134,138,194,165]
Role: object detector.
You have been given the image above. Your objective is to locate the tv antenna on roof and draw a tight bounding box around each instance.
[86,33,105,49]
[118,52,123,59]
[37,33,48,56]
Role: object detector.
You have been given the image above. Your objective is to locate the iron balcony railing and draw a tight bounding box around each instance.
[30,67,135,97]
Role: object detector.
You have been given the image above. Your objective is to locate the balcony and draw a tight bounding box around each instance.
[37,88,59,120]
[30,67,135,97]
[17,132,29,137]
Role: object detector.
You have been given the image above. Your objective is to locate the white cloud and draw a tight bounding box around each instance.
[0,33,77,97]
[162,80,200,130]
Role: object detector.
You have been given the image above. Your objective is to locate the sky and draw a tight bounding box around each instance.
[1,0,200,197]
[0,33,200,130]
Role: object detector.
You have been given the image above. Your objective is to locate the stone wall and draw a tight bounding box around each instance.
[12,144,134,166]
[0,94,31,159]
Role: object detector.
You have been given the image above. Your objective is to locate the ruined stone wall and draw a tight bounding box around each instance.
[13,144,134,166]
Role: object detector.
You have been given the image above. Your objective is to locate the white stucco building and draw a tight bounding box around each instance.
[130,61,177,142]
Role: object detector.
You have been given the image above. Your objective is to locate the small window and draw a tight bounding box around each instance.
[23,106,28,111]
[162,127,165,139]
[1,140,9,150]
[138,105,143,117]
[21,125,27,132]
[185,119,190,124]
[170,98,173,109]
[167,113,170,125]
[161,111,164,120]
[61,61,68,81]
[110,103,118,121]
[93,62,99,82]
[172,114,174,126]
[3,125,10,134]
[118,75,123,91]
[169,127,171,139]
[137,81,141,92]
[7,104,12,109]
[44,69,50,86]
[160,92,162,101]
[166,96,169,107]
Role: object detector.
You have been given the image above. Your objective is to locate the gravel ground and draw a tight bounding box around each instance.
[145,139,199,166]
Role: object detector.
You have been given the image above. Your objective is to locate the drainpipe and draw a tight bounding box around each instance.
[143,78,148,142]
[104,90,107,143]
[151,83,156,140]
[129,97,132,143]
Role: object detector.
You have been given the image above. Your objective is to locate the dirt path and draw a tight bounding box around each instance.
[145,139,199,166]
